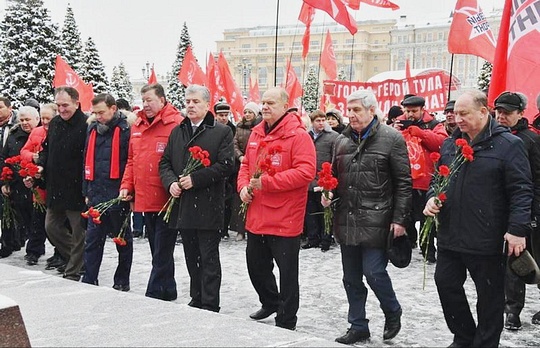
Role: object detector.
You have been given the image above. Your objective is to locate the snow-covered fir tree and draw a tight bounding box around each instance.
[80,37,109,94]
[337,67,348,81]
[477,61,492,94]
[302,65,320,113]
[59,4,84,74]
[110,62,134,103]
[167,22,192,110]
[0,0,60,106]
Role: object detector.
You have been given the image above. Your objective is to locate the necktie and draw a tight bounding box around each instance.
[192,125,198,135]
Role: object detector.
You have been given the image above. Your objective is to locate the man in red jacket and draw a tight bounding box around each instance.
[119,83,182,301]
[238,87,316,330]
[394,95,447,263]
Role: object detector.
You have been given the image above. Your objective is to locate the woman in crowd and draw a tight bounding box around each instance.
[325,109,346,133]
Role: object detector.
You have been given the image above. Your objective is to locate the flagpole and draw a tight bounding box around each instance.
[447,54,455,102]
[274,0,280,86]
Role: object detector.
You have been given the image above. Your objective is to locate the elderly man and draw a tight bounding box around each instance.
[120,83,182,300]
[395,95,447,262]
[424,90,533,347]
[37,86,88,281]
[323,90,411,344]
[159,85,234,312]
[492,91,540,330]
[238,87,316,330]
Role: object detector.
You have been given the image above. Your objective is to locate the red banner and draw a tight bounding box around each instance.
[53,55,94,112]
[321,71,457,116]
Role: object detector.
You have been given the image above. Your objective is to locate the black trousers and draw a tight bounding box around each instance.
[435,248,505,347]
[304,191,333,247]
[179,229,222,312]
[246,231,300,329]
[407,189,436,254]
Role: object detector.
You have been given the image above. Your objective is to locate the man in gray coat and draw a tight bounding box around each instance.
[323,89,412,344]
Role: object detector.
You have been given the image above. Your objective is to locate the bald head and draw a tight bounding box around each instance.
[261,87,289,127]
[454,90,490,140]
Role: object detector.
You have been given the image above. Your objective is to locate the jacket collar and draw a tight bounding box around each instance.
[451,116,508,147]
[180,111,216,129]
[252,110,304,139]
[135,103,180,127]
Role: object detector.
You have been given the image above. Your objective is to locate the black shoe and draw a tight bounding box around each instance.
[46,254,59,265]
[63,274,80,281]
[46,257,67,270]
[26,254,39,266]
[132,230,143,238]
[505,313,522,330]
[0,248,13,258]
[301,242,319,250]
[335,328,370,344]
[320,243,330,252]
[56,264,67,273]
[249,307,278,320]
[113,284,130,292]
[276,323,296,330]
[533,311,540,325]
[188,299,202,308]
[383,308,402,340]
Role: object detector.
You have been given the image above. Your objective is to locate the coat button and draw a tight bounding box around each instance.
[352,159,356,163]
[349,211,353,215]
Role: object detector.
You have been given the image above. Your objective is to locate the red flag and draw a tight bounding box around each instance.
[405,58,414,93]
[178,46,206,86]
[285,59,303,107]
[321,30,337,80]
[249,77,260,104]
[488,0,540,120]
[148,66,157,84]
[217,52,244,120]
[206,53,226,108]
[303,0,358,35]
[299,3,315,59]
[53,55,94,112]
[345,0,399,10]
[448,0,496,63]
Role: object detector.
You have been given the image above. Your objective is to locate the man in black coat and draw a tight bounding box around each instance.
[159,84,234,312]
[37,86,88,281]
[424,90,533,347]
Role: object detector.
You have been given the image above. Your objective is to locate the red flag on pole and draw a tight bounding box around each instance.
[217,52,244,120]
[285,59,303,107]
[299,3,315,59]
[488,0,540,120]
[53,55,94,112]
[303,0,358,35]
[206,53,226,108]
[345,0,399,10]
[148,65,157,84]
[249,77,261,104]
[405,58,414,93]
[321,30,337,80]
[178,46,206,86]
[447,0,496,63]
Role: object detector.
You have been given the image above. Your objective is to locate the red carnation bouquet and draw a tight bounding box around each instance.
[239,141,282,220]
[159,146,211,223]
[81,197,122,225]
[4,155,46,212]
[0,166,16,228]
[420,138,474,287]
[317,162,338,234]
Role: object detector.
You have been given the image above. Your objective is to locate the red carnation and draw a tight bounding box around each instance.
[112,237,127,246]
[81,211,89,218]
[92,217,102,225]
[438,165,450,177]
[437,192,447,202]
[201,158,211,167]
[456,139,468,147]
[430,152,441,163]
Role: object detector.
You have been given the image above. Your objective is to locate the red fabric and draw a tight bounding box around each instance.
[321,30,337,80]
[110,127,121,179]
[403,133,426,180]
[345,0,399,10]
[303,0,357,35]
[178,46,206,86]
[237,111,316,237]
[53,55,94,112]
[85,129,97,181]
[397,111,447,190]
[148,67,158,84]
[120,104,183,212]
[217,52,244,121]
[248,77,260,103]
[488,0,540,121]
[448,0,496,63]
[206,53,226,108]
[405,58,414,93]
[285,59,303,107]
[20,126,47,162]
[299,3,315,58]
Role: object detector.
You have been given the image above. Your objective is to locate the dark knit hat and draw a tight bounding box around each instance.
[24,98,40,111]
[444,100,455,113]
[401,96,425,107]
[494,92,525,112]
[325,109,343,124]
[214,102,231,114]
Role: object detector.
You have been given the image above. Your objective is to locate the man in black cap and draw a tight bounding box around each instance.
[394,95,447,263]
[493,91,540,330]
[213,102,236,241]
[443,100,457,135]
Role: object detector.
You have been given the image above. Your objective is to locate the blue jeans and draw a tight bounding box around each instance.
[340,245,401,332]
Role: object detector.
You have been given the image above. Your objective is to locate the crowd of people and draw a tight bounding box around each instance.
[1,84,540,346]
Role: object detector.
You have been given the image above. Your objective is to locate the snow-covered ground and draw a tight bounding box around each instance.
[1,232,539,347]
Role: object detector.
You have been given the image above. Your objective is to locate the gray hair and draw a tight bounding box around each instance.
[346,89,382,117]
[18,106,39,120]
[186,85,210,103]
[516,92,528,110]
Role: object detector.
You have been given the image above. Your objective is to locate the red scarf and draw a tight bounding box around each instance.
[84,127,121,181]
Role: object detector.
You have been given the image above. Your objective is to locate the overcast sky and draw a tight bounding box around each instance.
[0,0,504,80]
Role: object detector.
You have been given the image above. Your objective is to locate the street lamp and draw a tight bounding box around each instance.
[142,61,150,80]
[237,58,252,98]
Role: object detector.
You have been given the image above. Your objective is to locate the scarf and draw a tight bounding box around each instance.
[84,126,121,181]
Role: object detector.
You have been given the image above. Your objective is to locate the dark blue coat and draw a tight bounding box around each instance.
[432,117,533,255]
[82,112,130,208]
